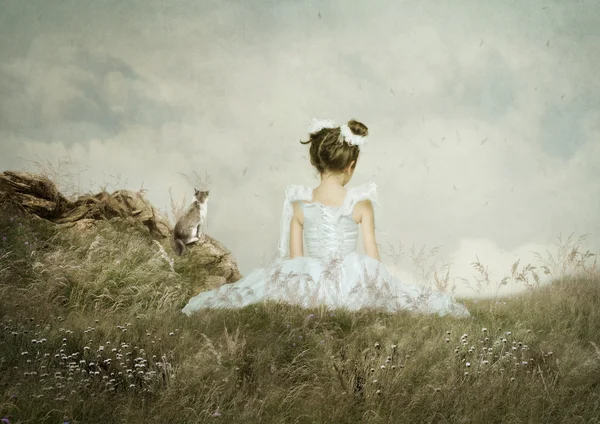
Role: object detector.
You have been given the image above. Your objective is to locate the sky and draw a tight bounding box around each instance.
[1,0,599,297]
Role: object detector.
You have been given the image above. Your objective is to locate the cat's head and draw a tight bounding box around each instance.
[194,189,209,203]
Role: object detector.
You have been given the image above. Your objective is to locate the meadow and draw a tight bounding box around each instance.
[1,171,599,424]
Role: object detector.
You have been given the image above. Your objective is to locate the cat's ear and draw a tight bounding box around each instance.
[205,190,210,195]
[194,188,199,195]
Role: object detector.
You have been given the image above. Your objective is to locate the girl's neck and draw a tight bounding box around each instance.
[318,172,347,190]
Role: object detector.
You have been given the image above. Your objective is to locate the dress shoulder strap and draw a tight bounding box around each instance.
[333,182,378,219]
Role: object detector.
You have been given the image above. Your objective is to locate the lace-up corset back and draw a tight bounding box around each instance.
[277,182,377,259]
[301,202,359,259]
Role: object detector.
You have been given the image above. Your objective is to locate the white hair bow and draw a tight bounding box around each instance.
[307,118,368,147]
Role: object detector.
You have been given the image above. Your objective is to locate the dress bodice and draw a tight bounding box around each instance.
[300,202,359,259]
[277,182,378,259]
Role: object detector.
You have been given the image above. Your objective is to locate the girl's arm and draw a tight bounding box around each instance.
[289,201,304,258]
[359,200,380,261]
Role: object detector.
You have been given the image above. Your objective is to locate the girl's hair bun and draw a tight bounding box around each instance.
[300,118,367,174]
[347,119,368,137]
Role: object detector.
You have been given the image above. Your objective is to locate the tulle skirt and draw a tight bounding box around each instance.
[181,252,471,318]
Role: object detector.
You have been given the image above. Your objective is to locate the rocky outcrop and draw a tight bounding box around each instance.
[187,234,244,284]
[0,171,243,287]
[0,171,71,219]
[0,171,172,239]
[54,189,172,239]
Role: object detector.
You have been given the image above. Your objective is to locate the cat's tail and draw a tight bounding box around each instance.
[174,238,186,256]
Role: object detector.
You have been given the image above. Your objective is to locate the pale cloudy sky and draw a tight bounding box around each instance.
[1,0,599,297]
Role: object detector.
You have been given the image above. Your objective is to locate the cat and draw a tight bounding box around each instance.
[173,189,209,256]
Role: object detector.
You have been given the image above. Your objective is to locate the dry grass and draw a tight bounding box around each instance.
[27,154,89,201]
[168,187,189,224]
[177,169,212,192]
[1,171,599,423]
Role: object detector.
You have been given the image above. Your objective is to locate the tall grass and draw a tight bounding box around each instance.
[1,168,599,423]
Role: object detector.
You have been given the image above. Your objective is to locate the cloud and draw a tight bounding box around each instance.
[1,0,599,295]
[0,35,180,144]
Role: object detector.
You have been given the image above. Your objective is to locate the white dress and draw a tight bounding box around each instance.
[181,183,470,318]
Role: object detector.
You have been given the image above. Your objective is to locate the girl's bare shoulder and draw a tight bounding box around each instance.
[291,200,305,224]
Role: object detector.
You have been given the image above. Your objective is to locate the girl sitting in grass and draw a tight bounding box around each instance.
[182,118,470,318]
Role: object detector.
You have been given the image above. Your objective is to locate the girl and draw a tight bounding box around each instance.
[181,118,470,318]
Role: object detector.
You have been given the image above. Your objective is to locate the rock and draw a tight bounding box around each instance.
[204,235,232,255]
[114,190,153,221]
[224,256,244,282]
[190,275,226,297]
[205,275,226,289]
[191,235,243,281]
[190,254,220,266]
[183,236,243,284]
[213,257,241,281]
[0,171,71,218]
[0,190,27,217]
[151,209,171,239]
[46,187,169,240]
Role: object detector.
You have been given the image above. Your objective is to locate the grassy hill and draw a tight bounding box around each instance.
[1,181,599,423]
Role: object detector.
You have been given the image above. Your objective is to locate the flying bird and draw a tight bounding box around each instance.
[453,185,458,191]
[480,137,488,145]
[243,167,248,176]
[318,12,321,19]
